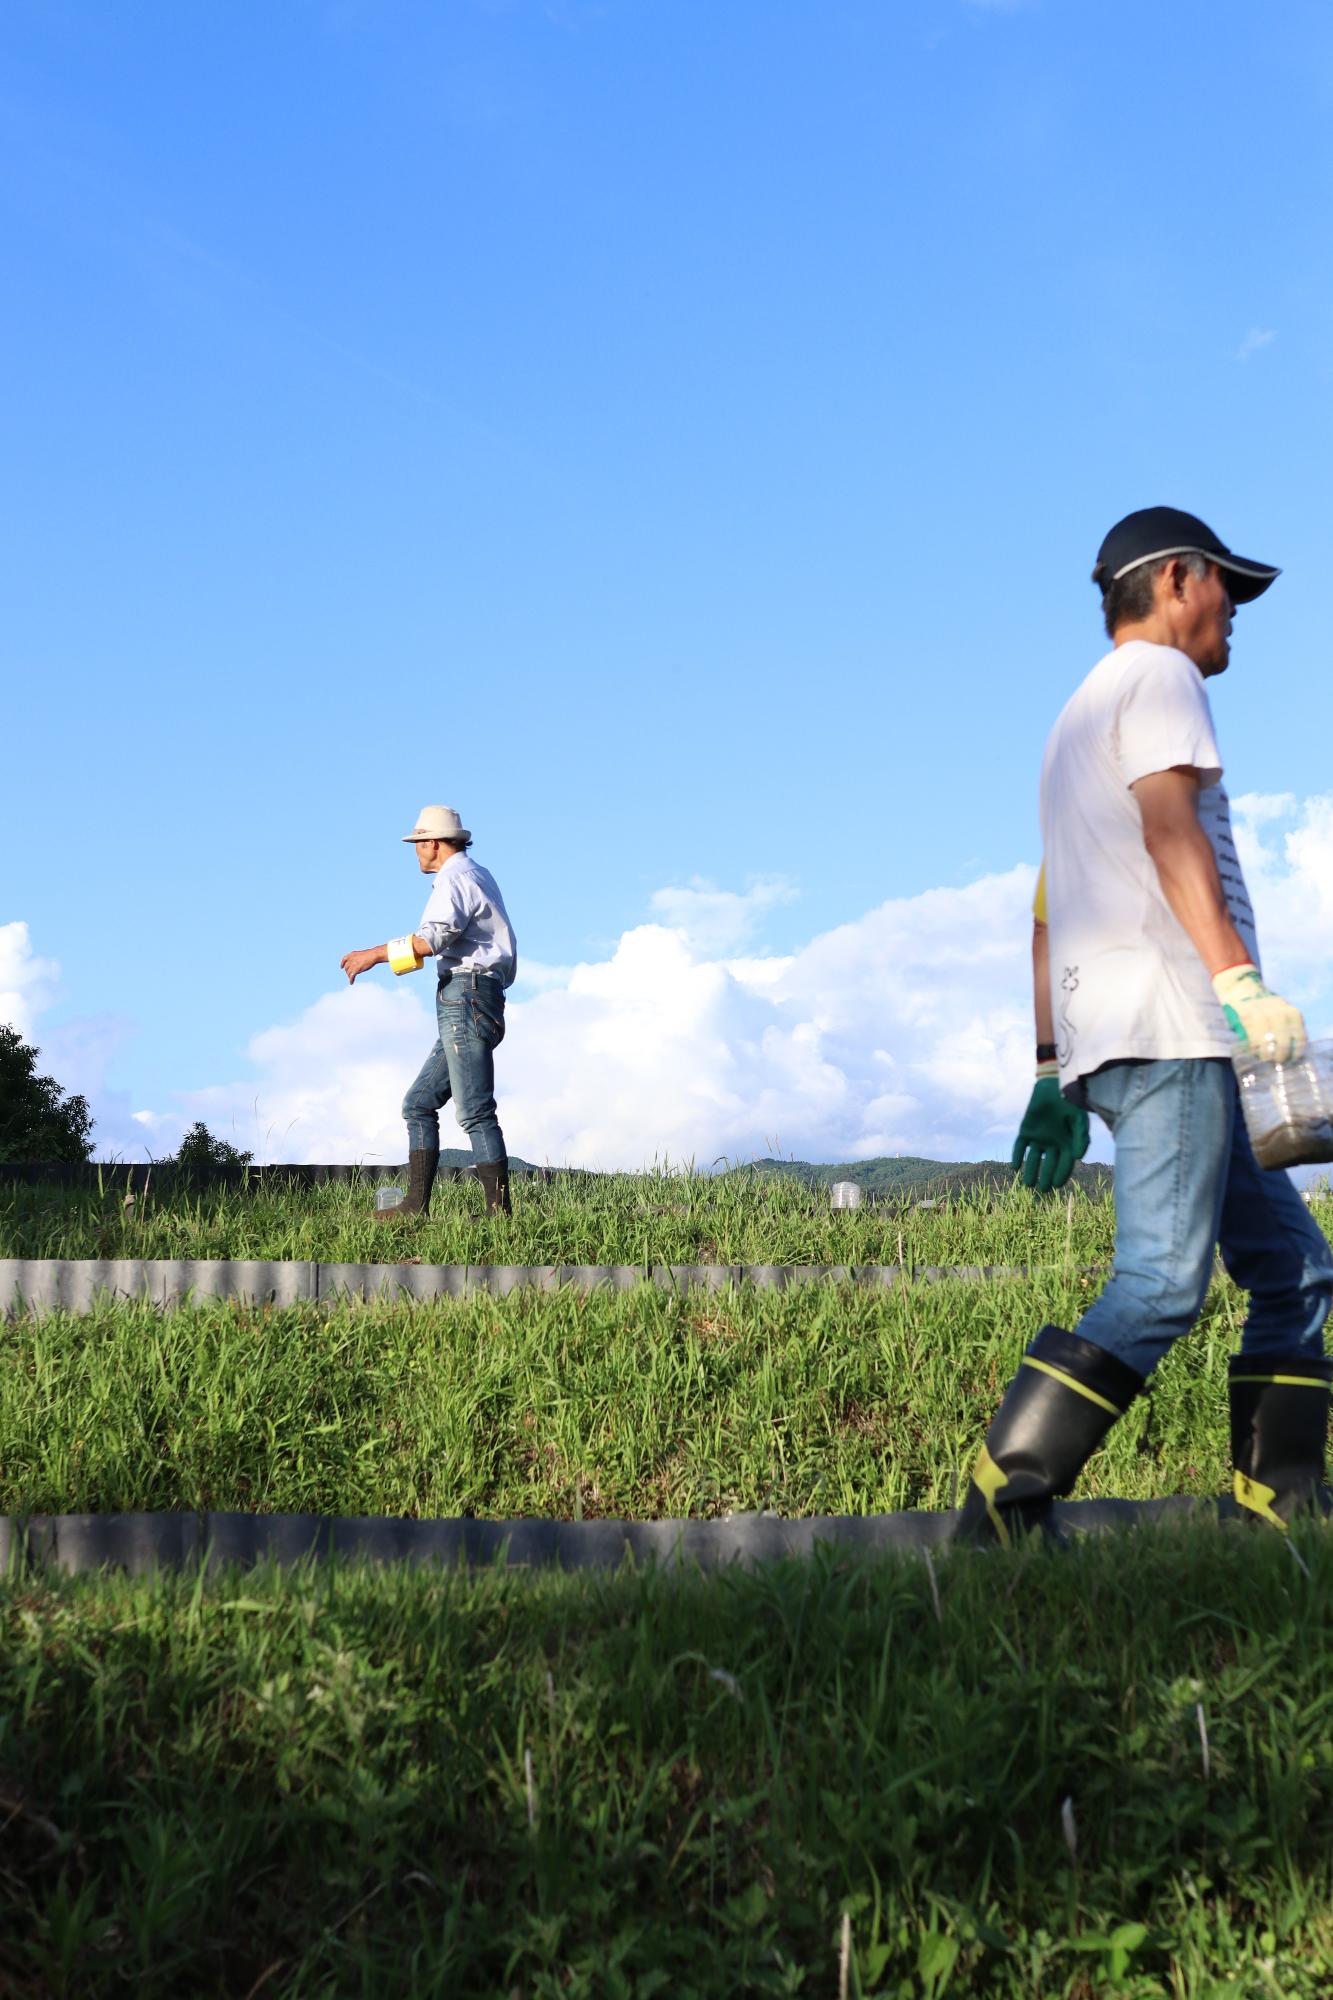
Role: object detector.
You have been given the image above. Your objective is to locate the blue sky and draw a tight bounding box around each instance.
[4,0,1333,1166]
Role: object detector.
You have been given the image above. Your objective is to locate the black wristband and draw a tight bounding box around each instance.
[1036,1042,1057,1063]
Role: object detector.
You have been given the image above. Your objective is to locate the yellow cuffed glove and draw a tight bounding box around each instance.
[1211,963,1306,1065]
[387,934,424,976]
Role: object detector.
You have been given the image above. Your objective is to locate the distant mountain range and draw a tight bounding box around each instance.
[468,1149,1110,1196]
[735,1155,1112,1198]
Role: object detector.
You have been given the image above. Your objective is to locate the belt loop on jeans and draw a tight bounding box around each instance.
[438,965,500,990]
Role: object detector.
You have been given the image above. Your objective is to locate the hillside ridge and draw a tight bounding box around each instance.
[736,1154,1112,1196]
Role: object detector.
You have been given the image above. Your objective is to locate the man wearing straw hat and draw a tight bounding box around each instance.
[340,806,517,1218]
[957,507,1333,1543]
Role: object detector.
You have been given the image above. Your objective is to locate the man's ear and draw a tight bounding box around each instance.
[1147,555,1188,616]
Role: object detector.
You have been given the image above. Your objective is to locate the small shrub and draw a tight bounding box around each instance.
[170,1122,253,1169]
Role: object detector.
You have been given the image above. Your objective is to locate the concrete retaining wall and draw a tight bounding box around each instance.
[0,1257,1087,1316]
[0,1162,559,1192]
[0,1496,1211,1575]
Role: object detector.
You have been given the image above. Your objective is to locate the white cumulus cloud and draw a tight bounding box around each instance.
[1231,792,1333,1018]
[9,796,1333,1168]
[0,921,163,1157]
[1236,327,1276,362]
[646,876,798,956]
[0,921,60,1040]
[131,863,1048,1167]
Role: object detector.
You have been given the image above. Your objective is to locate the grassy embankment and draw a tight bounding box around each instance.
[0,1268,1277,1520]
[1,1169,1125,1267]
[4,1179,1333,1994]
[4,1533,1333,1997]
[4,1181,1329,1519]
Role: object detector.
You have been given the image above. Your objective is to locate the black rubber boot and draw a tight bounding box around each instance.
[373,1148,438,1224]
[477,1158,511,1216]
[1229,1352,1333,1529]
[954,1325,1144,1546]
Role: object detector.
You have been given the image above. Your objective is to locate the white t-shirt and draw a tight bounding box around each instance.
[1039,640,1259,1090]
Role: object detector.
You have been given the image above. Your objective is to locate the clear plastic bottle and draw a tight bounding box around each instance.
[829,1180,863,1210]
[1233,1040,1333,1170]
[374,1184,406,1213]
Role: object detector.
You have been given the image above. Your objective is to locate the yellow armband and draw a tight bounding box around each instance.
[388,934,424,976]
[1032,861,1047,925]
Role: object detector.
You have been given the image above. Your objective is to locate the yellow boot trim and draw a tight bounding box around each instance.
[1233,1470,1288,1533]
[971,1444,1011,1549]
[1021,1355,1121,1416]
[1230,1374,1330,1389]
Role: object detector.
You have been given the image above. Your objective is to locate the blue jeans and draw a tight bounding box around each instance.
[401,970,507,1165]
[1072,1057,1333,1380]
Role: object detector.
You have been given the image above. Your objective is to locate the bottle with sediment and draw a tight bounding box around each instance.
[1234,1041,1333,1170]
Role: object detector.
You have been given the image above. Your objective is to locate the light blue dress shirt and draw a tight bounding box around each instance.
[416,854,517,987]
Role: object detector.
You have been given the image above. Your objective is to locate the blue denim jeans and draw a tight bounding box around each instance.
[1072,1057,1333,1380]
[401,970,507,1165]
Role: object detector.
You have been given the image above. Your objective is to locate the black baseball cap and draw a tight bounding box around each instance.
[1092,506,1280,604]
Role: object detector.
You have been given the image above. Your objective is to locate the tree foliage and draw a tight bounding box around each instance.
[170,1122,254,1169]
[0,1024,95,1162]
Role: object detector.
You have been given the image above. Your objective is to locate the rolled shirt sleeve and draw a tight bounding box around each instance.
[417,872,474,956]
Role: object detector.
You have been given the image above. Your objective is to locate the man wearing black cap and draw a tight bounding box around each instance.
[958,507,1333,1543]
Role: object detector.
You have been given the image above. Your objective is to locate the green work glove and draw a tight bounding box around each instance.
[1011,1065,1090,1193]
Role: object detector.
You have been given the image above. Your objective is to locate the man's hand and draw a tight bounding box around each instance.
[341,946,385,985]
[1012,1071,1090,1192]
[1211,963,1307,1065]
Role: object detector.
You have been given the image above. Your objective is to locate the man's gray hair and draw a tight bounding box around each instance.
[1101,549,1211,639]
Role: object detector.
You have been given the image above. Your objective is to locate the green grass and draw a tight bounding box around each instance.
[0,1273,1287,1518]
[12,1173,1323,1272]
[4,1184,1333,1993]
[0,1171,1135,1267]
[4,1531,1333,1996]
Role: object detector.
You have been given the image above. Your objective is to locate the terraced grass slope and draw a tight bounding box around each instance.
[2,1170,1123,1266]
[4,1532,1333,1996]
[0,1267,1312,1520]
[4,1177,1332,1996]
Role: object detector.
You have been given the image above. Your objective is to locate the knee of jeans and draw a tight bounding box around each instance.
[402,1088,431,1124]
[455,1098,497,1133]
[1107,1263,1208,1331]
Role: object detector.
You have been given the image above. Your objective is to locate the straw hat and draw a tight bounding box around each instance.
[401,805,471,844]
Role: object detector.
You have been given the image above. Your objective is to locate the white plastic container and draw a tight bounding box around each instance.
[374,1185,406,1213]
[829,1180,863,1210]
[1233,1040,1333,1171]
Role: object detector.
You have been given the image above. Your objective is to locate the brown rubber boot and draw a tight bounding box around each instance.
[373,1148,438,1224]
[477,1158,511,1216]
